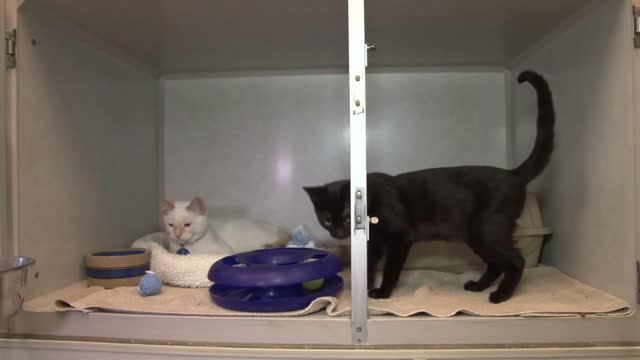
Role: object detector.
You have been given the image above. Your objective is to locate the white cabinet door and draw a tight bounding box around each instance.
[0,0,14,257]
[0,0,6,257]
[634,1,640,310]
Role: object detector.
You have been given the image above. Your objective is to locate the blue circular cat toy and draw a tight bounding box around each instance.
[208,248,343,312]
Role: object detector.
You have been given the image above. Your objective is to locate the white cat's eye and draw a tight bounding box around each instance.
[184,223,191,227]
[169,224,174,227]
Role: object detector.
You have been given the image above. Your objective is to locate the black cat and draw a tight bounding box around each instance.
[303,71,554,304]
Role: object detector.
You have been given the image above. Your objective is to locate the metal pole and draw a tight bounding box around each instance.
[348,0,368,346]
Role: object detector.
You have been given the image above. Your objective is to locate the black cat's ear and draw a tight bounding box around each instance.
[303,186,327,205]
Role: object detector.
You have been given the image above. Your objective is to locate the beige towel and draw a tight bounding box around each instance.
[33,267,629,318]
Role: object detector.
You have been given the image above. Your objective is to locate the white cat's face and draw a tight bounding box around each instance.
[160,197,208,246]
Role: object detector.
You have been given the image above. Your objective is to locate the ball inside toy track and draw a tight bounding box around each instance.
[302,278,325,292]
[138,271,162,297]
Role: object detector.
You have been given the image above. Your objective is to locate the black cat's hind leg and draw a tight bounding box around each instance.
[467,213,525,303]
[464,262,502,292]
[464,218,505,292]
[488,246,524,304]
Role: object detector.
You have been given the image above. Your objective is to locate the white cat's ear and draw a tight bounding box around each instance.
[160,200,175,215]
[187,196,207,215]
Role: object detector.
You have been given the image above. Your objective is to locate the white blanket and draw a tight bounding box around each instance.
[43,267,630,318]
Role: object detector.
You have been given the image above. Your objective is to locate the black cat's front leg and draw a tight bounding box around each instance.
[367,241,383,289]
[369,236,412,299]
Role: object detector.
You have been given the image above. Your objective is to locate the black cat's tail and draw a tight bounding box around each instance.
[512,71,555,184]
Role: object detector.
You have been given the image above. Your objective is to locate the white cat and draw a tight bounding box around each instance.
[160,196,289,254]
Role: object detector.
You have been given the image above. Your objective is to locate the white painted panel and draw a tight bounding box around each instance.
[30,0,588,73]
[11,311,352,345]
[9,309,640,346]
[1,339,639,360]
[17,6,158,296]
[4,0,18,257]
[367,71,508,173]
[163,71,507,241]
[7,0,18,256]
[164,73,350,240]
[512,0,636,303]
[635,0,640,275]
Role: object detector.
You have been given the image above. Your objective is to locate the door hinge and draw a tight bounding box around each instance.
[5,28,16,69]
[634,6,640,48]
[354,188,366,231]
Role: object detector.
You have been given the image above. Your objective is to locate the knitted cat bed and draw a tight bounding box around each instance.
[131,222,291,288]
[131,233,225,288]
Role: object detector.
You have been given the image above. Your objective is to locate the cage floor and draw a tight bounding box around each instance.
[24,266,630,318]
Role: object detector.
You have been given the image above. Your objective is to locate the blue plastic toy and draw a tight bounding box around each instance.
[287,225,316,248]
[138,271,162,296]
[208,248,343,312]
[176,247,190,256]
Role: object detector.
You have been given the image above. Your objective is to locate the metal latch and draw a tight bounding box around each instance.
[364,43,375,68]
[354,189,366,230]
[5,29,16,69]
[634,6,640,48]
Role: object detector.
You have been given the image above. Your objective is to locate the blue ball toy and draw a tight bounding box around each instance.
[138,271,162,297]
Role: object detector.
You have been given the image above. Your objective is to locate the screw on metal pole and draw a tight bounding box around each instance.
[355,75,361,81]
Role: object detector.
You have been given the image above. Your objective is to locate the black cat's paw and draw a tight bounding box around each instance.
[489,290,512,304]
[368,288,392,299]
[464,280,486,292]
[367,280,375,290]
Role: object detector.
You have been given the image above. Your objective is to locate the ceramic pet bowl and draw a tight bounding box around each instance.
[1,256,35,332]
[85,248,150,288]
